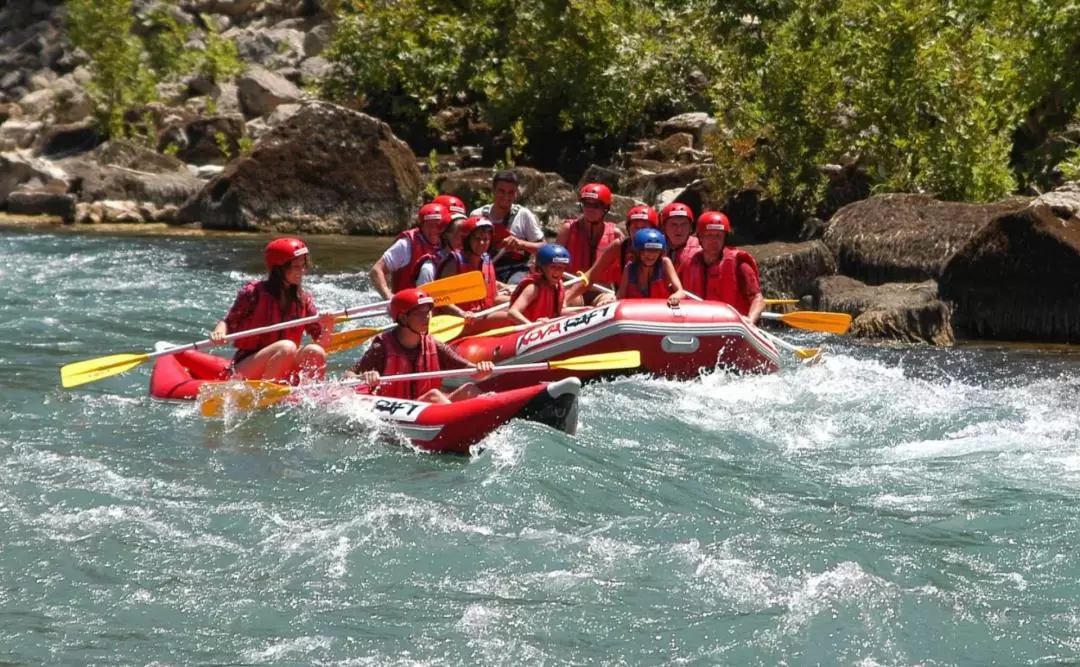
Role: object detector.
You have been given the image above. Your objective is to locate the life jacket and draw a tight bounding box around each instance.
[668,235,702,272]
[415,247,454,287]
[509,272,564,321]
[438,250,497,311]
[375,329,442,400]
[619,237,635,270]
[679,246,760,315]
[565,217,620,283]
[232,280,315,352]
[390,227,438,293]
[624,262,672,299]
[478,204,526,264]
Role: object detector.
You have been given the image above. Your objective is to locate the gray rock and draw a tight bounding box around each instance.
[58,141,203,206]
[5,189,76,221]
[748,240,836,298]
[0,151,70,202]
[236,65,303,118]
[16,88,54,121]
[179,100,423,233]
[0,71,23,90]
[1030,180,1080,219]
[811,275,954,345]
[298,56,332,84]
[303,22,333,57]
[0,120,43,151]
[655,112,717,148]
[822,193,1030,284]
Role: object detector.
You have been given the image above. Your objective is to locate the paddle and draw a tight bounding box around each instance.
[326,314,475,356]
[199,350,641,417]
[332,271,487,324]
[760,310,851,335]
[676,291,822,362]
[765,298,798,305]
[60,271,487,389]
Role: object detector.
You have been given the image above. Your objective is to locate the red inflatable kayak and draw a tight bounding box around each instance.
[149,349,580,454]
[450,298,781,392]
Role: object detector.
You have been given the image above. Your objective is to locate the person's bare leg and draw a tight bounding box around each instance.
[293,344,327,382]
[447,383,482,402]
[232,340,298,381]
[416,388,452,404]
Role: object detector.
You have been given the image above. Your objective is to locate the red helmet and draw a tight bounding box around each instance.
[626,204,659,229]
[697,211,731,235]
[417,203,452,231]
[578,183,613,208]
[661,202,694,224]
[433,194,467,220]
[458,215,493,239]
[264,237,309,271]
[389,288,435,321]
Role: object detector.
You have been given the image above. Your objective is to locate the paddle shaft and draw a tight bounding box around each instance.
[303,360,557,393]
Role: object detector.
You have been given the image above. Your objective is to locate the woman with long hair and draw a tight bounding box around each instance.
[210,237,335,382]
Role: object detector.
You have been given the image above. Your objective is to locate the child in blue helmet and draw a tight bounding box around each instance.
[617,228,685,307]
[508,244,588,324]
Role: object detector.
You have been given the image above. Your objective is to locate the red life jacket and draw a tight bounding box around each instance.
[438,250,497,311]
[679,246,760,315]
[390,228,438,293]
[232,280,316,352]
[668,235,702,272]
[479,204,527,263]
[566,217,620,283]
[509,272,564,321]
[624,262,672,299]
[376,329,442,400]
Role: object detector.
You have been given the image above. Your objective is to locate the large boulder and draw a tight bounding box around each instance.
[749,241,836,298]
[178,101,423,234]
[811,275,954,345]
[58,141,204,206]
[822,194,1029,284]
[939,203,1080,343]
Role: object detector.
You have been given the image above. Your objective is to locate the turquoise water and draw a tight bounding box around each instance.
[4,229,1080,665]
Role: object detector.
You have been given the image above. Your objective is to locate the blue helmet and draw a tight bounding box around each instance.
[633,228,667,252]
[536,243,571,267]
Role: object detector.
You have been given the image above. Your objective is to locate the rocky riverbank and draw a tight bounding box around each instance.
[2,1,1079,346]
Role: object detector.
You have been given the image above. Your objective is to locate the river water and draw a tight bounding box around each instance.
[3,227,1080,665]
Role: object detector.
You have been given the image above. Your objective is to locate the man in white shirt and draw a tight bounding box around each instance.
[470,170,546,285]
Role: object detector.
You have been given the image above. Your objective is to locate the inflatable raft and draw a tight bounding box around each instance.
[149,350,580,454]
[451,298,781,391]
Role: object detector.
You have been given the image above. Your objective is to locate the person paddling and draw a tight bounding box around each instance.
[368,203,452,298]
[507,244,588,324]
[660,202,700,272]
[556,183,624,302]
[679,211,765,324]
[210,237,336,382]
[349,289,495,404]
[435,215,509,322]
[588,204,659,307]
[470,170,546,284]
[617,228,685,307]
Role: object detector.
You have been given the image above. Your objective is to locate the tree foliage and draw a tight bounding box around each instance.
[323,0,1080,211]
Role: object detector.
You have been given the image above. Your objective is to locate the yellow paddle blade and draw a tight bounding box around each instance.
[765,298,799,305]
[474,323,528,338]
[426,271,487,306]
[429,315,465,343]
[775,311,852,335]
[798,348,825,364]
[547,350,641,372]
[60,352,151,388]
[326,327,382,355]
[198,380,293,418]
